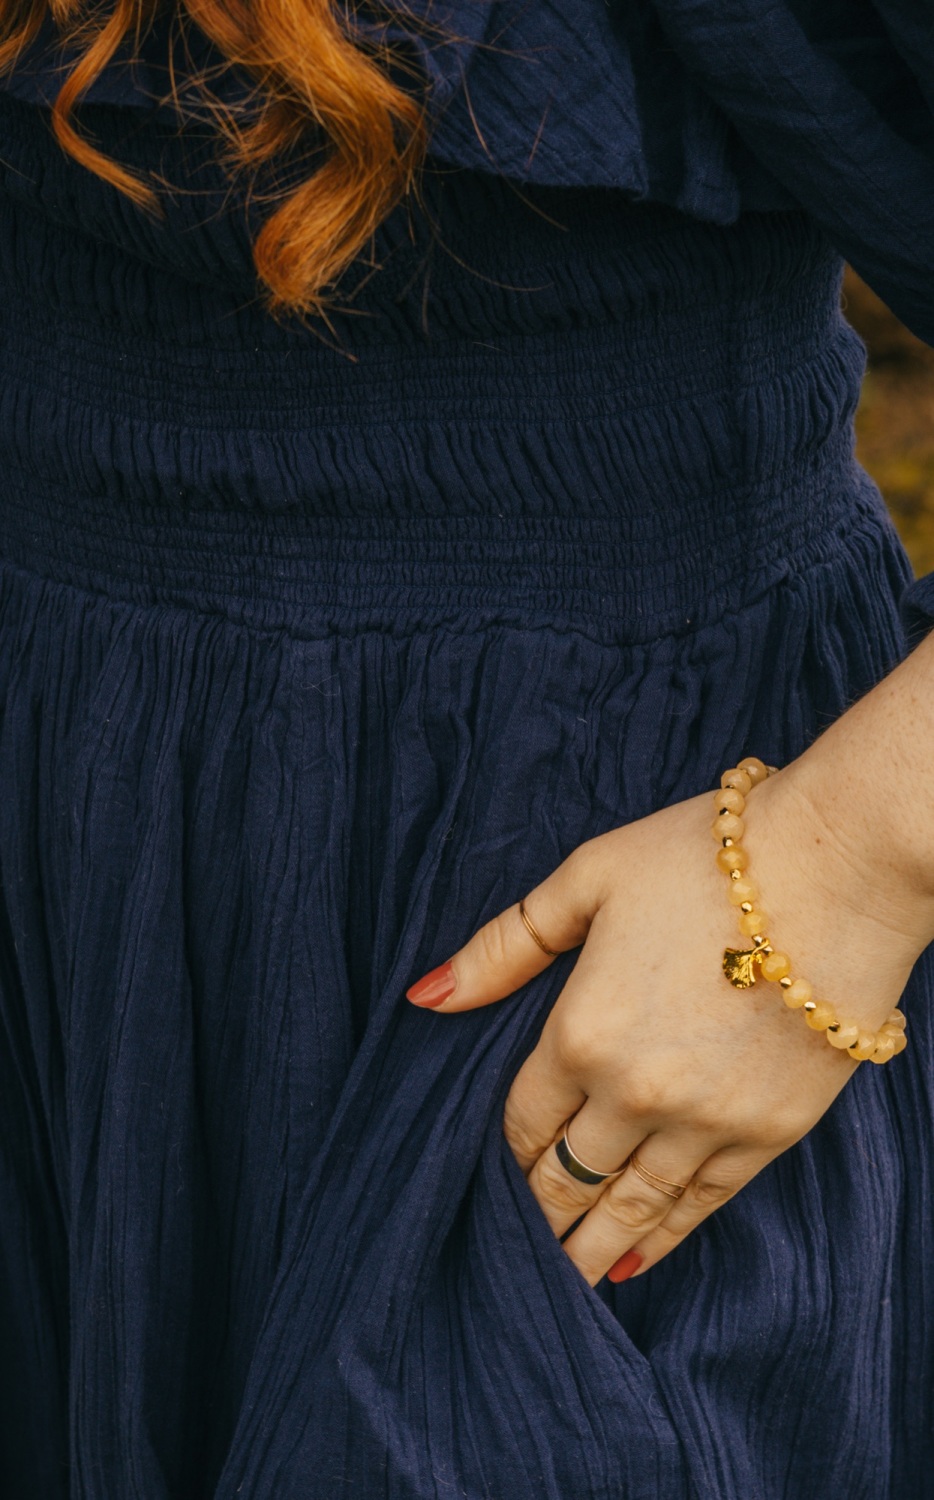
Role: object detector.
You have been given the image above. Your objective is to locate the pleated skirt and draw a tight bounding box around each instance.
[1,442,933,1498]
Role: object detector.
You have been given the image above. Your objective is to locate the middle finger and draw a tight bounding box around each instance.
[526,1098,648,1239]
[560,1131,717,1285]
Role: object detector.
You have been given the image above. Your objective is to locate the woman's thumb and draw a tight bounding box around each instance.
[404,846,598,1013]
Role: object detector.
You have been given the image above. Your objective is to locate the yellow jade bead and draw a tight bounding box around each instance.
[721,768,753,796]
[782,978,813,1009]
[826,1023,861,1049]
[712,812,745,842]
[848,1032,878,1060]
[715,787,746,817]
[868,1034,897,1065]
[760,951,791,982]
[738,909,768,937]
[737,756,769,784]
[712,757,907,1067]
[804,1001,837,1030]
[727,877,759,906]
[716,844,749,874]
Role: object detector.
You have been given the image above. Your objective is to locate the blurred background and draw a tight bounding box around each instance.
[845,267,934,578]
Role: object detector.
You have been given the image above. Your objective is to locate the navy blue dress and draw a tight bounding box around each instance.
[1,3,933,1495]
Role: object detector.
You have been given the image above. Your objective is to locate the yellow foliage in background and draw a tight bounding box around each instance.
[844,268,934,577]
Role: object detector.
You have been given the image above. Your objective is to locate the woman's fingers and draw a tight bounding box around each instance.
[522,1097,646,1237]
[405,845,603,1012]
[619,1144,776,1277]
[559,1133,720,1287]
[501,1039,588,1175]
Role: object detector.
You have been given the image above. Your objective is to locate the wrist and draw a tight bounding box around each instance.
[769,627,934,959]
[739,763,925,1037]
[783,737,934,965]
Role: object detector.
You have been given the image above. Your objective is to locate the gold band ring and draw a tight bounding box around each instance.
[518,898,561,957]
[628,1150,689,1199]
[555,1120,630,1186]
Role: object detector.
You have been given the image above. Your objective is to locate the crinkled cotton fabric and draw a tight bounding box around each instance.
[0,6,933,1497]
[6,0,934,341]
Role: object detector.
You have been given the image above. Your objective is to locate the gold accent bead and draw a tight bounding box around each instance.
[716,845,748,874]
[783,978,813,1009]
[826,1023,860,1050]
[779,976,793,989]
[712,812,745,843]
[848,1032,878,1061]
[868,1034,897,1065]
[805,1001,837,1030]
[760,951,791,982]
[737,756,769,784]
[740,901,753,913]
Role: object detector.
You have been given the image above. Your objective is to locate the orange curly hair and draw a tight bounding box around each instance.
[0,0,458,319]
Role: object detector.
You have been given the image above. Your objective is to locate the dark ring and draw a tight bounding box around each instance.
[555,1123,630,1186]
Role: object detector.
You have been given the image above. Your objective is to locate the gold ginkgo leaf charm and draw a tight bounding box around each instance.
[722,945,768,988]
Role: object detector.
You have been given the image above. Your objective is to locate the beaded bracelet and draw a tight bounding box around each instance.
[713,757,908,1065]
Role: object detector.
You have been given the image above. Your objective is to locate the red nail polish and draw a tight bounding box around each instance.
[607,1250,643,1284]
[406,960,456,1008]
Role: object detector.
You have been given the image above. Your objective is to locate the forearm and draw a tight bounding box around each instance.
[783,625,934,958]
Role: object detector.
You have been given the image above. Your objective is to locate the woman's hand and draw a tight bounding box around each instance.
[406,761,928,1287]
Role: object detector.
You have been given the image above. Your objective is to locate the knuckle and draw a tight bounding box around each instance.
[603,1181,666,1230]
[551,1016,604,1075]
[476,916,511,971]
[619,1073,674,1121]
[535,1150,594,1213]
[688,1174,737,1207]
[502,1100,546,1164]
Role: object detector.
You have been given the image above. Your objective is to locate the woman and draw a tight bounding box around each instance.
[0,1,932,1494]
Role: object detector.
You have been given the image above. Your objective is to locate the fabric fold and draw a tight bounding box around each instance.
[650,0,934,345]
[3,2,932,343]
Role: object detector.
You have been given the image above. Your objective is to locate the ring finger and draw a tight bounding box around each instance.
[559,1132,716,1286]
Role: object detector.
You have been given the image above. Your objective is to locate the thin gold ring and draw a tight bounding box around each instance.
[518,898,561,957]
[629,1150,688,1199]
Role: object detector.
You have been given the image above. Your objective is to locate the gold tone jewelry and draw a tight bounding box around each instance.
[628,1151,688,1199]
[714,758,908,1065]
[555,1121,630,1185]
[518,897,561,957]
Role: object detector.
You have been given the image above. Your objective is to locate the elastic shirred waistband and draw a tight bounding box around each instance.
[0,441,894,644]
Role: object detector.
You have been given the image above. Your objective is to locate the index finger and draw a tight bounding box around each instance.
[407,846,599,1013]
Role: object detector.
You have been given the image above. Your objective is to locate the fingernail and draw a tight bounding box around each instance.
[406,960,456,1008]
[607,1250,643,1284]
